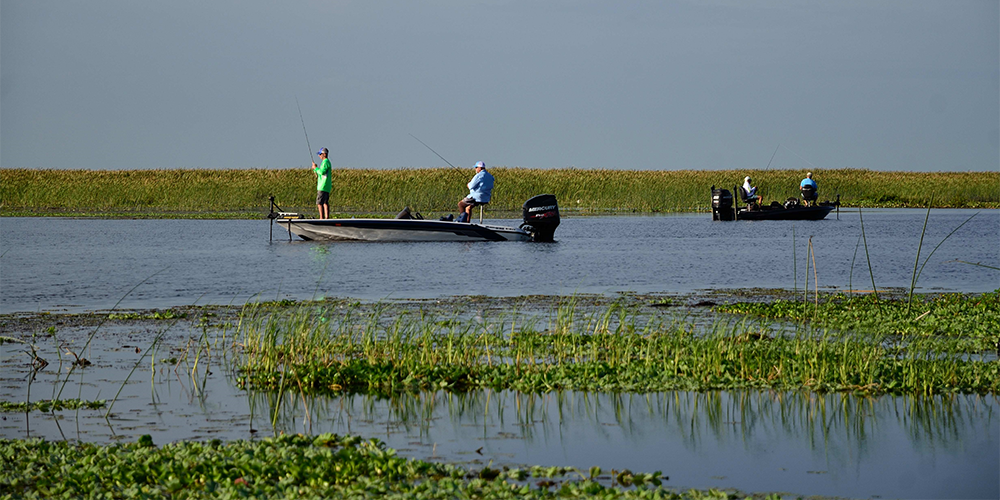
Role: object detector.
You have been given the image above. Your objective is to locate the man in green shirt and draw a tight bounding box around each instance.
[312,147,332,219]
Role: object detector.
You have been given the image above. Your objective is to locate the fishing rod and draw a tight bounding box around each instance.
[764,144,780,170]
[295,96,314,165]
[780,144,820,171]
[409,133,456,168]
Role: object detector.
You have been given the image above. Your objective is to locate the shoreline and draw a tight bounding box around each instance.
[3,168,998,218]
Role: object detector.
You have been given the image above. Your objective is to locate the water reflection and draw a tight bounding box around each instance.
[261,389,997,463]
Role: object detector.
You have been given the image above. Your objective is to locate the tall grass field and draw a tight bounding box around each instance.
[2,168,997,218]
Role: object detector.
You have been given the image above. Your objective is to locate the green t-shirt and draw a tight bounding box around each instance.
[313,158,332,193]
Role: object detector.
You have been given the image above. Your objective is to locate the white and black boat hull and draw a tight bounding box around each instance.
[276,218,532,242]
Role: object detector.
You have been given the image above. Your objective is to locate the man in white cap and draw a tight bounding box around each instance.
[457,161,494,223]
[742,176,762,205]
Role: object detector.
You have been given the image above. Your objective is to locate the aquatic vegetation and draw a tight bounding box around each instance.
[107,310,187,320]
[233,298,1000,397]
[2,168,997,217]
[0,434,754,499]
[0,398,106,412]
[718,290,1000,353]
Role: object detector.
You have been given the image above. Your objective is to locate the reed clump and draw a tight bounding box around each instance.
[233,296,1000,397]
[2,168,997,217]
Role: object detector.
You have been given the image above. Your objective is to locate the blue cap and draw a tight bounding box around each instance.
[317,148,328,156]
[475,161,485,169]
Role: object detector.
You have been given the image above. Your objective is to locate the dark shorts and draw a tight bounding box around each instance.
[459,197,482,208]
[316,191,330,205]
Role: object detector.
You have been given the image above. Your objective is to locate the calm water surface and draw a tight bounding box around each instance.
[1,209,997,313]
[1,322,996,499]
[1,209,998,499]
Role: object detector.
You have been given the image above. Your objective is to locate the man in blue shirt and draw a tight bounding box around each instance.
[800,172,818,207]
[457,161,494,223]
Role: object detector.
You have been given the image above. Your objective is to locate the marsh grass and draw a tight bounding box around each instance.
[719,290,1000,354]
[233,295,999,397]
[2,168,997,217]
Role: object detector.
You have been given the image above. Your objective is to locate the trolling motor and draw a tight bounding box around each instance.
[521,194,560,242]
[267,196,302,241]
[711,186,734,221]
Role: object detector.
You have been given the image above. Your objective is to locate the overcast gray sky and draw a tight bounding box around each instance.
[2,0,997,171]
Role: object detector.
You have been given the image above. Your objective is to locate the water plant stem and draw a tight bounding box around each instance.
[857,207,881,311]
[908,200,933,311]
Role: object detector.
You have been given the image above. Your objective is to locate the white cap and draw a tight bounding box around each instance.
[475,161,485,169]
[744,176,751,182]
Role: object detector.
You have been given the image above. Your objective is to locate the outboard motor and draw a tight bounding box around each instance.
[801,185,817,204]
[711,186,734,221]
[521,194,560,242]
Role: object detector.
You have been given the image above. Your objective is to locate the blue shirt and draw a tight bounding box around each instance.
[467,169,494,203]
[800,178,817,189]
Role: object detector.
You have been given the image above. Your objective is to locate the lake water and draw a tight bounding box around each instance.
[2,320,997,500]
[1,209,997,313]
[1,209,999,499]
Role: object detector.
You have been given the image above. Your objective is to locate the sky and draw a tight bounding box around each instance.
[1,0,997,172]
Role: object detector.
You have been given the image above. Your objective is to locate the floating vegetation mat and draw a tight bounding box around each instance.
[1,433,759,500]
[233,292,1000,397]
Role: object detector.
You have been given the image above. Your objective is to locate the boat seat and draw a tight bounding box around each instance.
[736,186,758,209]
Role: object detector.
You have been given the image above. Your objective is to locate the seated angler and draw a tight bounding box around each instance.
[800,172,818,207]
[457,161,493,223]
[742,176,762,205]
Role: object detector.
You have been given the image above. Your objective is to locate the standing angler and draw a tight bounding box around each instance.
[312,147,332,219]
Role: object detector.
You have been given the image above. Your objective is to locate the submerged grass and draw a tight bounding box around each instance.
[233,294,1000,397]
[1,434,750,499]
[2,168,997,217]
[0,398,106,412]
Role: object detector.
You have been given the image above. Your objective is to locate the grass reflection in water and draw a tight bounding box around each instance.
[257,388,996,463]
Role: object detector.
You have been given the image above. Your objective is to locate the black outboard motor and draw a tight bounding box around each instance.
[801,185,817,204]
[521,194,560,242]
[711,186,734,221]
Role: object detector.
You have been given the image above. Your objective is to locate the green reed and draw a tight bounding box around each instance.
[3,168,997,217]
[718,290,1000,353]
[233,297,999,397]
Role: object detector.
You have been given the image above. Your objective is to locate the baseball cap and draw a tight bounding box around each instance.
[317,148,329,156]
[475,161,485,169]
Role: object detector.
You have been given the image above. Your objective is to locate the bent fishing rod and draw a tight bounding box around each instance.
[295,96,314,166]
[409,133,456,168]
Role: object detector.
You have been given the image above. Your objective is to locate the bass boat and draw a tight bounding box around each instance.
[711,185,839,221]
[269,194,560,242]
